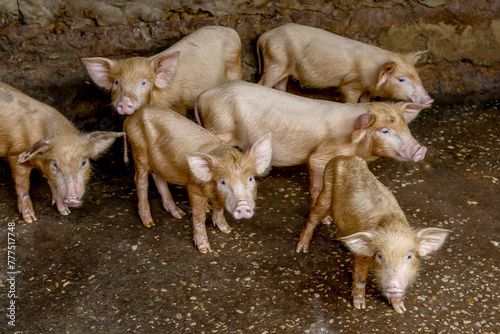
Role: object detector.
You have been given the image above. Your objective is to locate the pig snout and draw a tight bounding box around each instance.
[384,282,406,299]
[233,200,254,220]
[63,194,82,207]
[116,98,136,115]
[412,145,427,162]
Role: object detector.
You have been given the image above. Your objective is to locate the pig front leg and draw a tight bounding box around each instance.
[49,183,70,216]
[9,158,37,222]
[211,200,231,234]
[351,254,372,310]
[135,167,155,227]
[340,83,364,104]
[151,173,185,219]
[188,185,212,253]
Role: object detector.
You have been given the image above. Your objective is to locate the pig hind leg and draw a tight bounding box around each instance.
[151,173,185,218]
[9,158,37,222]
[296,179,333,253]
[351,254,372,309]
[135,167,155,227]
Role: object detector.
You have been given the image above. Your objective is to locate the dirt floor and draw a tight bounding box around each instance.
[0,100,499,333]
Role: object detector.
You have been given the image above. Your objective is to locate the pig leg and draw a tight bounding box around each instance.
[211,201,231,234]
[48,183,70,216]
[188,185,212,253]
[151,173,185,219]
[307,158,328,206]
[9,158,37,222]
[351,254,371,309]
[135,167,155,227]
[340,83,363,103]
[296,181,333,253]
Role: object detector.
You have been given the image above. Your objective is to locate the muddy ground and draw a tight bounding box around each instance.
[0,101,499,333]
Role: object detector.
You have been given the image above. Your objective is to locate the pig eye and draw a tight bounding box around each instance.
[50,161,58,172]
[248,176,254,183]
[381,128,390,134]
[398,78,405,83]
[219,178,226,186]
[376,252,383,262]
[141,80,147,86]
[80,158,89,169]
[114,79,119,87]
[405,252,414,261]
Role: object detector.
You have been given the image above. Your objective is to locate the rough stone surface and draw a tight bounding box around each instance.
[0,1,499,123]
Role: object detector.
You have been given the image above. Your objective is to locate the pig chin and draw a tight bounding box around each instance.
[63,194,83,207]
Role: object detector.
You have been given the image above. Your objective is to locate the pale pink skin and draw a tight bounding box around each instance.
[0,81,124,222]
[124,105,273,253]
[296,156,451,313]
[82,26,243,116]
[195,80,430,205]
[257,23,433,105]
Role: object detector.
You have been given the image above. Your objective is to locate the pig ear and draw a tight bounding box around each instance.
[405,50,428,65]
[186,152,216,183]
[152,51,180,89]
[82,57,115,90]
[376,62,396,88]
[415,227,452,257]
[339,232,376,257]
[399,102,432,123]
[85,131,125,159]
[351,113,374,144]
[248,132,273,176]
[18,138,52,163]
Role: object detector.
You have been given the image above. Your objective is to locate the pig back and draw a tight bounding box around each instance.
[0,81,78,158]
[260,23,392,89]
[154,26,242,109]
[326,156,405,236]
[124,104,226,185]
[198,81,367,167]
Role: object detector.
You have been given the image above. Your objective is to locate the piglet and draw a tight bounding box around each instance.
[195,80,429,204]
[0,81,125,222]
[296,156,451,313]
[83,26,242,116]
[124,104,272,253]
[257,23,433,105]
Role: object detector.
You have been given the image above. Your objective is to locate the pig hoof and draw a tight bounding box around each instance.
[196,243,213,254]
[390,298,407,314]
[23,214,38,223]
[295,243,309,253]
[59,207,71,216]
[353,298,366,310]
[171,209,185,219]
[142,221,155,228]
[321,215,333,225]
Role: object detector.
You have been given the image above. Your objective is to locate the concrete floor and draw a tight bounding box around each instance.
[0,100,499,333]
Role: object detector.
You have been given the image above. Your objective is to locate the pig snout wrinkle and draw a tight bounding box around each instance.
[412,146,427,162]
[233,200,254,220]
[63,194,81,207]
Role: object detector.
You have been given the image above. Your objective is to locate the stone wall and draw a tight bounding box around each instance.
[0,0,499,126]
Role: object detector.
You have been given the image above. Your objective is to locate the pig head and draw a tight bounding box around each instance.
[352,102,430,163]
[17,131,124,221]
[374,51,433,105]
[340,222,451,313]
[186,133,273,253]
[82,52,179,116]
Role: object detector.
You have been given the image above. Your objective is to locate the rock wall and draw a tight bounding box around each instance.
[0,0,499,126]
